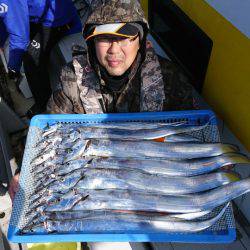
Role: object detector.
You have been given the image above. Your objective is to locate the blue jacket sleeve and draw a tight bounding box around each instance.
[4,0,30,72]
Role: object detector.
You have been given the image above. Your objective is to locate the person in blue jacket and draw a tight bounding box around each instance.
[0,0,82,116]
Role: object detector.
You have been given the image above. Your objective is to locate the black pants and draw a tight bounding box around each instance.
[23,23,65,109]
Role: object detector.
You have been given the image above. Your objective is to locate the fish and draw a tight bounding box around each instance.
[30,148,69,166]
[30,149,60,166]
[35,129,83,151]
[41,121,188,137]
[74,170,238,194]
[31,167,230,207]
[33,167,86,194]
[68,178,250,213]
[31,155,68,173]
[21,203,228,234]
[37,122,210,153]
[25,197,217,229]
[28,191,63,211]
[33,151,249,182]
[29,167,87,203]
[33,159,91,182]
[31,162,58,175]
[38,119,212,153]
[25,192,68,225]
[75,122,211,140]
[38,190,84,214]
[29,209,212,224]
[31,168,239,196]
[65,139,238,161]
[35,135,63,149]
[87,152,249,176]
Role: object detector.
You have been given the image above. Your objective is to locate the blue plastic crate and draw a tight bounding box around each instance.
[8,110,236,243]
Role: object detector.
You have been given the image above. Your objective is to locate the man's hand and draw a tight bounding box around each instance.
[8,173,20,202]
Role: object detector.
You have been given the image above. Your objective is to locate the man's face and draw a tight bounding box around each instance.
[94,35,140,76]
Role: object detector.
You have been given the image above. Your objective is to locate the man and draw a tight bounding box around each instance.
[47,0,194,114]
[9,0,195,225]
[0,0,82,116]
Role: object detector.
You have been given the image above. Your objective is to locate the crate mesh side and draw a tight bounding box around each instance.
[10,126,43,229]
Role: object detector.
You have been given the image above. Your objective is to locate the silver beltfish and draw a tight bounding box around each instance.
[37,123,210,152]
[33,167,86,194]
[41,121,188,137]
[68,178,250,213]
[74,169,238,194]
[22,203,228,234]
[29,209,212,225]
[33,159,91,182]
[32,168,239,196]
[87,153,249,176]
[30,148,68,166]
[65,139,238,161]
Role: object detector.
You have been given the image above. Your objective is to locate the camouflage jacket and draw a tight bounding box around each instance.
[47,42,193,114]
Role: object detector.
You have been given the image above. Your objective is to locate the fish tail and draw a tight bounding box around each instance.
[223,152,250,164]
[223,172,241,182]
[222,144,239,154]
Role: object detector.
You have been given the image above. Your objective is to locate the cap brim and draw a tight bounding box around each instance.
[85,23,139,41]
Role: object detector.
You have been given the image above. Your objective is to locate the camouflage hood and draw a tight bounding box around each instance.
[83,0,149,40]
